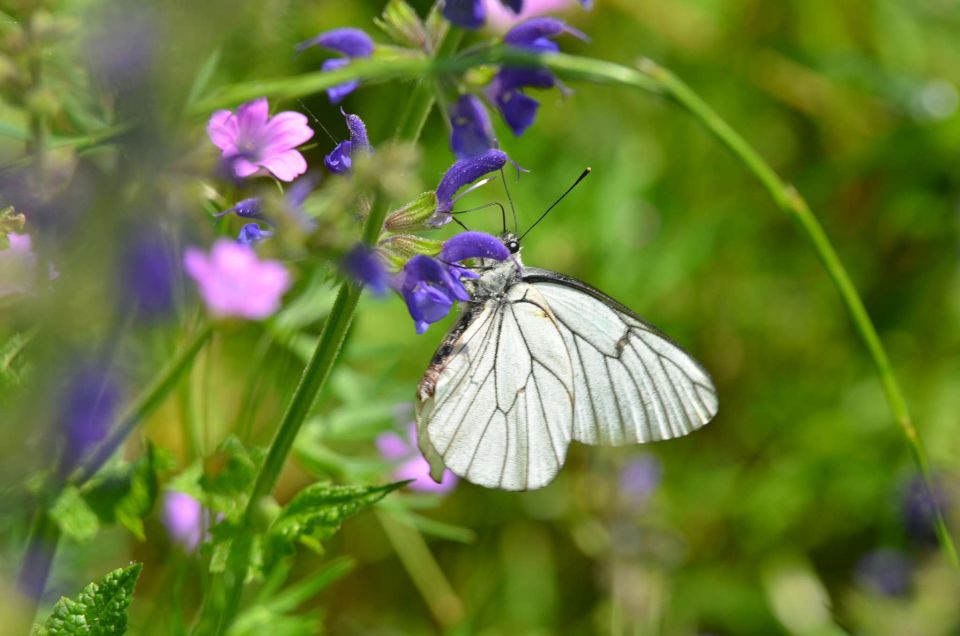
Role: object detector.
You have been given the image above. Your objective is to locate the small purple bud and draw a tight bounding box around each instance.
[504,17,589,47]
[342,244,389,295]
[296,27,375,57]
[121,233,178,319]
[344,110,370,151]
[435,149,509,218]
[449,95,497,159]
[320,58,359,104]
[217,197,263,220]
[491,89,540,136]
[440,231,510,263]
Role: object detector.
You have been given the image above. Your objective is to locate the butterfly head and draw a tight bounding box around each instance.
[500,232,520,254]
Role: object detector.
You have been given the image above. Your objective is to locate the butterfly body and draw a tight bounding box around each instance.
[416,235,718,491]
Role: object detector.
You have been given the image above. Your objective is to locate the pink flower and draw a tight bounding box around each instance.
[207,97,314,182]
[183,239,291,320]
[377,423,458,494]
[162,491,205,552]
[483,0,585,32]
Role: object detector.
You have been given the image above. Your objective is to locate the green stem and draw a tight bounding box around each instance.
[633,58,957,566]
[18,322,214,629]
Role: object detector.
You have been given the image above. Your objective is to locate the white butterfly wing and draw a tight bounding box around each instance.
[416,283,574,491]
[523,268,718,445]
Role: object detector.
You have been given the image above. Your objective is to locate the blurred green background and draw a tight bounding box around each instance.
[2,0,960,634]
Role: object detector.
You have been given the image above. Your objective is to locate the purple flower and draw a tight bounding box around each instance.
[120,233,178,319]
[342,244,389,295]
[854,549,912,597]
[619,453,662,507]
[394,255,471,334]
[163,491,206,552]
[443,0,524,29]
[207,98,314,182]
[58,361,122,473]
[324,111,371,174]
[297,28,375,103]
[183,239,291,320]
[237,223,273,246]
[484,0,592,32]
[432,149,508,225]
[487,17,588,135]
[216,197,264,220]
[377,423,458,494]
[449,95,497,159]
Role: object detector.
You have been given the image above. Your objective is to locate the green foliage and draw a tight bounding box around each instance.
[198,437,266,518]
[35,564,142,636]
[264,481,407,566]
[374,0,428,50]
[49,487,100,544]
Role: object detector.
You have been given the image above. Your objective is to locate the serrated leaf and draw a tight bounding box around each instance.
[35,563,142,635]
[49,487,100,543]
[199,437,265,518]
[264,481,406,566]
[82,445,162,541]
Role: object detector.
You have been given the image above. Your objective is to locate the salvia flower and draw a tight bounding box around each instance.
[58,360,122,474]
[443,0,524,30]
[439,230,511,262]
[207,97,314,182]
[324,110,372,174]
[449,95,497,159]
[163,491,206,552]
[342,243,390,295]
[377,423,458,493]
[432,149,508,226]
[237,223,273,246]
[184,239,291,320]
[297,28,375,103]
[487,17,589,135]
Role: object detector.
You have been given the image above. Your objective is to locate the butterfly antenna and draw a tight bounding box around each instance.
[451,201,507,232]
[499,167,518,235]
[297,99,338,144]
[519,167,591,242]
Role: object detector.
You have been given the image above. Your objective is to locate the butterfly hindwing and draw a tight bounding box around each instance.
[416,283,574,491]
[523,268,719,446]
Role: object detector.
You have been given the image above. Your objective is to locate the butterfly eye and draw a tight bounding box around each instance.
[507,240,519,253]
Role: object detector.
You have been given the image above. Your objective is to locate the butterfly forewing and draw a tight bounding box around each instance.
[523,268,719,446]
[416,283,574,491]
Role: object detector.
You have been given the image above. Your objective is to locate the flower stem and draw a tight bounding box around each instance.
[16,321,214,628]
[633,58,958,566]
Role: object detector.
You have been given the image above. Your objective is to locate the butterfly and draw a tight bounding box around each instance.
[415,172,719,491]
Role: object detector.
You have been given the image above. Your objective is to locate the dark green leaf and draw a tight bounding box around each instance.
[198,437,265,518]
[35,563,142,635]
[49,487,100,543]
[82,445,164,541]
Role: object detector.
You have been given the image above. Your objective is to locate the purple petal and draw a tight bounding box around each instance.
[440,231,510,263]
[217,197,263,219]
[436,149,509,213]
[297,27,374,57]
[493,89,539,136]
[449,95,496,159]
[163,491,205,552]
[496,66,556,92]
[207,110,239,154]
[343,110,370,151]
[237,223,272,246]
[321,58,359,103]
[504,17,589,47]
[397,456,458,493]
[324,140,353,174]
[443,0,486,29]
[342,244,389,295]
[376,431,411,461]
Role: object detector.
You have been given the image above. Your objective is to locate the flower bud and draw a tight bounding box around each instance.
[378,234,444,268]
[375,0,429,50]
[383,190,438,232]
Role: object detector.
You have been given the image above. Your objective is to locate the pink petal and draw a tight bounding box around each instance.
[207,110,239,153]
[235,97,270,137]
[397,456,458,494]
[232,158,261,178]
[258,149,307,182]
[262,111,314,154]
[377,431,411,461]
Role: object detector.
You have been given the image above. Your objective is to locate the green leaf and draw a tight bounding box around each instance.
[35,563,142,635]
[82,445,165,541]
[264,481,406,565]
[49,487,100,543]
[199,437,265,518]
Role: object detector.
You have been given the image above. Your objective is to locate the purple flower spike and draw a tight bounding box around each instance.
[397,255,470,334]
[450,95,497,159]
[344,110,370,151]
[163,491,206,552]
[298,28,374,103]
[440,231,510,263]
[435,149,508,221]
[207,98,314,182]
[184,239,291,320]
[325,111,372,174]
[342,243,389,295]
[237,223,273,246]
[297,27,374,57]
